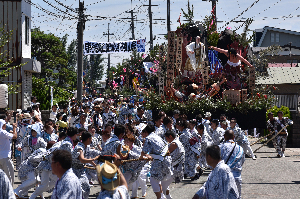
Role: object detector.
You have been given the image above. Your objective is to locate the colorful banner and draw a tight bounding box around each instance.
[84,39,146,55]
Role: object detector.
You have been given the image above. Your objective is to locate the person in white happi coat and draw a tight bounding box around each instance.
[0,169,15,199]
[14,148,47,198]
[15,113,32,168]
[96,157,130,199]
[172,109,180,129]
[154,116,164,139]
[219,130,245,198]
[17,123,47,164]
[72,131,100,199]
[274,111,293,158]
[49,105,59,121]
[101,125,125,156]
[121,134,147,198]
[196,124,213,168]
[161,117,174,138]
[0,120,17,185]
[202,112,212,132]
[41,124,58,144]
[30,129,76,198]
[192,145,239,199]
[207,119,224,145]
[102,106,117,130]
[51,149,82,199]
[139,125,173,199]
[229,118,256,160]
[165,130,185,183]
[178,119,200,180]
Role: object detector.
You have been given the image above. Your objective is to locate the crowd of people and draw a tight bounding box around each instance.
[0,94,293,199]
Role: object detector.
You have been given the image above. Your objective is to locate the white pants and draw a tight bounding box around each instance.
[0,157,14,185]
[232,170,242,199]
[131,170,148,198]
[29,171,57,199]
[123,172,134,190]
[241,143,255,158]
[150,175,173,195]
[15,172,36,196]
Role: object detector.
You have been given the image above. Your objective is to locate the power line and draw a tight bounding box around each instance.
[41,0,77,18]
[52,0,76,12]
[220,0,261,29]
[25,0,77,19]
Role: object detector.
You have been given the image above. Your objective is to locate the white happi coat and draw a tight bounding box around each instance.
[196,160,239,199]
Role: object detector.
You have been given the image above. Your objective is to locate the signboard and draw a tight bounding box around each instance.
[249,67,255,90]
[223,89,241,104]
[241,89,247,102]
[166,31,175,91]
[84,39,146,55]
[202,62,209,85]
[176,37,183,72]
[158,76,165,97]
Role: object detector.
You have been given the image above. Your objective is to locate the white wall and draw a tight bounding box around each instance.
[21,0,31,59]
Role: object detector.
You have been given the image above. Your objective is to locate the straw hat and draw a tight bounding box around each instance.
[23,113,31,120]
[96,161,120,191]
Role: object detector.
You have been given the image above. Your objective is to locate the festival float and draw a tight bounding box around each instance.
[108,4,276,130]
[138,5,277,130]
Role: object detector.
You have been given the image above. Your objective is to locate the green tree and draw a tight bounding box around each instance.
[181,0,194,24]
[67,39,77,70]
[31,28,76,88]
[85,54,104,87]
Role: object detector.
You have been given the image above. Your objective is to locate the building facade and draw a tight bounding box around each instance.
[0,0,40,110]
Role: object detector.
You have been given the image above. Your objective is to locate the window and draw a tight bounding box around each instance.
[25,16,29,44]
[276,33,279,42]
[271,33,274,42]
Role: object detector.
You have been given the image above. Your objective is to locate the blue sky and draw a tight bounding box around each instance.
[31,0,300,80]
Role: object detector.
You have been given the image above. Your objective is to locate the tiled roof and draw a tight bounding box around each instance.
[256,67,300,84]
[268,63,298,67]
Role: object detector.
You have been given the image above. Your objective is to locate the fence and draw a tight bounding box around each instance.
[274,94,298,111]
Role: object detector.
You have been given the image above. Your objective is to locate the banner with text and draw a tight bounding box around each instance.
[84,39,146,55]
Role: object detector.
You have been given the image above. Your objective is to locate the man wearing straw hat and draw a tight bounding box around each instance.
[96,155,130,199]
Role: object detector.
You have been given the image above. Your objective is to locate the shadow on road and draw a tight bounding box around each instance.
[244,181,300,184]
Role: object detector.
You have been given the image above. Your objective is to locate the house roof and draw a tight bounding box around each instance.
[257,26,300,47]
[256,67,300,85]
[268,63,298,67]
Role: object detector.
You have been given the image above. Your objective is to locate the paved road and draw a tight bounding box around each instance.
[13,140,300,199]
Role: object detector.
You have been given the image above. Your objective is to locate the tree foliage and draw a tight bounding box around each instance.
[32,76,73,110]
[181,0,194,24]
[31,28,77,108]
[83,54,105,88]
[31,28,76,89]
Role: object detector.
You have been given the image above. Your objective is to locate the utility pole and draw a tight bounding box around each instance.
[103,23,114,80]
[76,0,86,102]
[124,10,138,40]
[167,0,170,32]
[290,42,292,67]
[144,0,158,51]
[212,0,217,30]
[202,0,217,29]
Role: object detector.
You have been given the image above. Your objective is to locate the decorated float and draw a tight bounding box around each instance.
[109,4,276,130]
